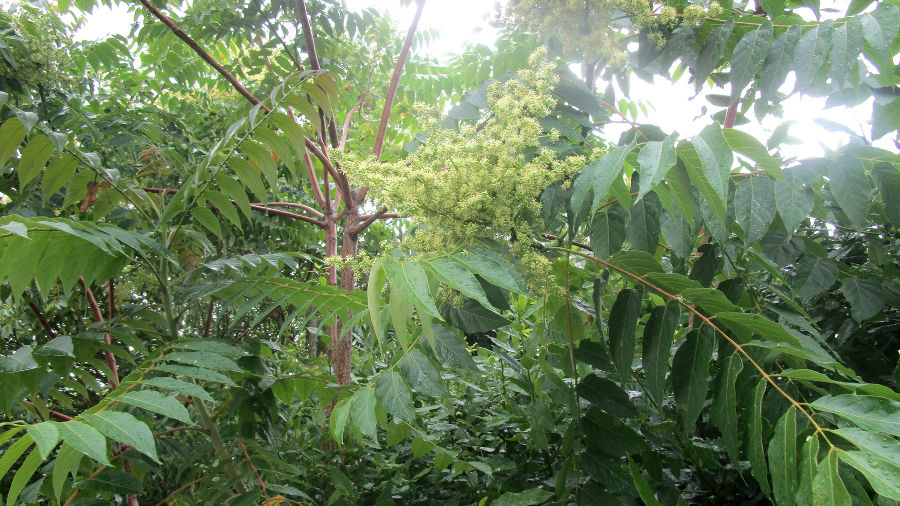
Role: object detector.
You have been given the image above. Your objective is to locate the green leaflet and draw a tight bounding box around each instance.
[576,374,636,418]
[609,250,663,277]
[6,446,42,506]
[163,351,242,372]
[862,4,900,61]
[733,175,775,246]
[191,206,222,239]
[793,256,838,300]
[26,421,59,459]
[693,19,734,93]
[811,395,900,437]
[836,449,900,501]
[42,153,79,202]
[828,156,871,229]
[794,21,834,93]
[329,397,352,444]
[351,385,378,439]
[430,326,478,371]
[375,370,415,422]
[570,141,635,220]
[242,140,278,189]
[628,456,663,506]
[660,208,693,258]
[389,278,409,348]
[747,378,771,496]
[769,406,798,506]
[113,390,194,424]
[55,420,110,465]
[17,133,56,188]
[671,325,714,431]
[52,442,82,502]
[813,451,852,506]
[155,364,237,386]
[82,411,159,463]
[641,301,681,404]
[840,277,884,321]
[797,434,820,506]
[710,353,743,464]
[722,129,783,180]
[775,179,814,233]
[216,173,252,220]
[830,18,864,86]
[368,258,387,345]
[636,135,678,201]
[227,158,267,202]
[397,348,448,397]
[143,376,214,402]
[589,205,626,260]
[80,468,143,494]
[872,163,900,226]
[760,25,802,101]
[628,190,661,253]
[730,22,774,101]
[383,258,442,320]
[493,488,554,506]
[608,286,643,380]
[450,248,527,296]
[690,124,732,203]
[832,427,900,466]
[681,287,741,315]
[425,257,496,312]
[0,117,26,169]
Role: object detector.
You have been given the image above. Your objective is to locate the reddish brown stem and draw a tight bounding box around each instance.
[236,439,268,499]
[203,301,214,338]
[28,300,56,339]
[136,0,270,114]
[22,400,72,421]
[142,187,325,227]
[724,98,739,129]
[295,0,339,147]
[358,212,400,221]
[251,201,324,218]
[303,149,327,208]
[79,277,119,387]
[354,208,395,234]
[340,93,367,149]
[372,0,426,161]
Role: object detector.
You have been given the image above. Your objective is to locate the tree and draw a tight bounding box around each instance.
[1,0,899,504]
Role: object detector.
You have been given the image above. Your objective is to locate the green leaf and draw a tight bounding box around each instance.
[82,411,159,463]
[861,6,898,61]
[367,257,387,345]
[775,181,814,233]
[350,385,377,439]
[442,298,508,333]
[830,17,864,86]
[794,256,838,300]
[80,468,143,494]
[577,374,637,418]
[797,434,820,506]
[6,447,42,506]
[722,129,783,180]
[17,134,55,187]
[383,258,442,320]
[873,163,900,226]
[425,257,496,312]
[690,124,732,211]
[760,25,802,101]
[609,287,643,380]
[52,442,81,502]
[113,390,194,424]
[609,250,664,276]
[794,21,833,92]
[747,379,771,496]
[628,190,661,253]
[734,175,776,246]
[589,205,626,260]
[681,287,741,315]
[570,141,635,219]
[55,420,110,465]
[661,209,693,258]
[375,371,415,422]
[641,301,681,403]
[228,158,267,202]
[492,488,554,506]
[191,206,223,239]
[731,22,774,100]
[0,117,26,171]
[242,140,278,189]
[628,456,662,506]
[330,398,352,444]
[26,421,59,459]
[451,248,527,295]
[813,451,852,506]
[390,285,409,348]
[397,348,448,397]
[811,395,900,437]
[431,326,478,370]
[164,351,242,372]
[679,142,727,225]
[42,153,79,201]
[155,364,237,386]
[711,353,743,464]
[832,428,900,467]
[637,135,678,201]
[202,190,242,231]
[769,406,798,506]
[837,449,900,501]
[143,376,214,402]
[671,325,715,431]
[829,156,871,229]
[840,277,884,321]
[693,19,734,93]
[216,173,252,220]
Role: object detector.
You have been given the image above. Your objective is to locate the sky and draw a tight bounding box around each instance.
[72,0,887,160]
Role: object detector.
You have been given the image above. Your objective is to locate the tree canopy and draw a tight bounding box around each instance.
[1,0,899,504]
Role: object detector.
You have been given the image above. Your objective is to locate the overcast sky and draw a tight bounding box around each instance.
[73,0,885,159]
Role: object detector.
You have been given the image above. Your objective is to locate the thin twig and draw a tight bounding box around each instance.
[22,400,72,421]
[303,148,327,208]
[154,477,204,506]
[79,277,119,387]
[141,187,326,227]
[236,438,268,499]
[28,300,56,339]
[203,301,214,338]
[354,208,397,234]
[340,93,367,149]
[251,201,324,218]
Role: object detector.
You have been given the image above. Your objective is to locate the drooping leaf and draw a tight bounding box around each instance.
[830,17,864,86]
[734,175,775,246]
[431,326,478,371]
[693,19,734,93]
[711,353,743,464]
[26,421,59,459]
[660,208,693,258]
[793,256,838,300]
[689,124,732,213]
[641,301,681,403]
[55,421,110,465]
[769,406,798,506]
[794,21,834,92]
[760,25,802,101]
[671,325,715,431]
[451,248,527,296]
[836,448,900,501]
[383,258,442,320]
[731,22,774,101]
[163,351,242,372]
[577,374,637,418]
[142,376,215,402]
[52,442,81,502]
[350,385,377,440]
[797,434,821,506]
[628,455,663,506]
[775,180,815,232]
[375,371,415,422]
[608,287,643,379]
[828,156,871,229]
[872,163,900,226]
[492,488,554,506]
[80,468,143,494]
[747,378,771,496]
[812,451,852,506]
[589,205,627,260]
[570,141,635,220]
[425,257,496,312]
[637,135,678,201]
[628,190,661,253]
[6,447,42,506]
[722,129,783,180]
[840,277,884,321]
[0,117,26,169]
[397,348,448,397]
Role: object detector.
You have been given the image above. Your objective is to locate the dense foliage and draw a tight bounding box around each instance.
[1,0,899,505]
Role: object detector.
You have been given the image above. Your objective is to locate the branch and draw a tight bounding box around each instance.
[136,0,270,113]
[599,98,649,142]
[236,438,268,500]
[302,148,327,209]
[251,201,323,218]
[202,301,214,338]
[79,277,119,387]
[294,0,339,147]
[340,93,367,149]
[28,299,56,339]
[353,208,400,234]
[22,400,72,421]
[142,187,326,227]
[372,0,426,161]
